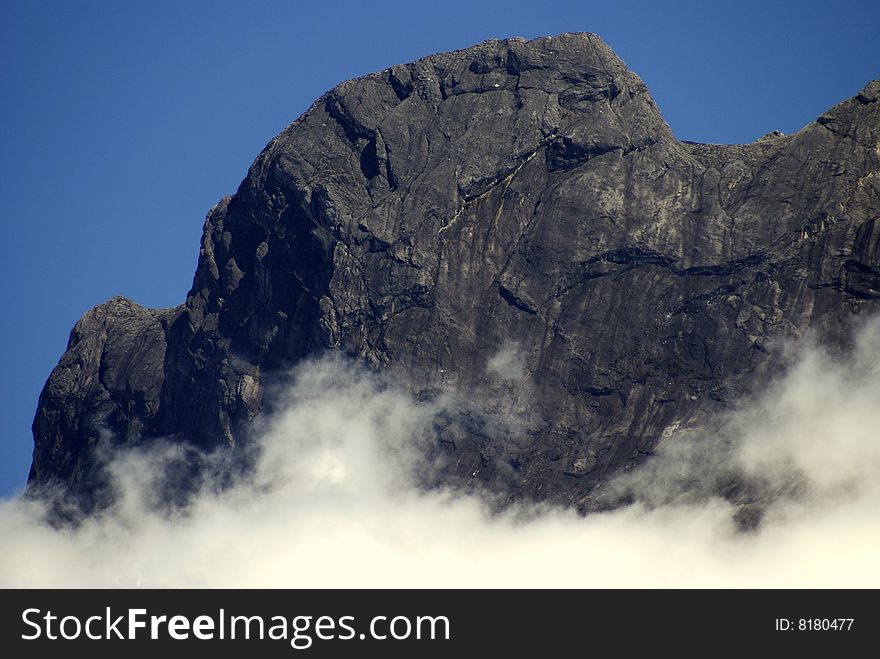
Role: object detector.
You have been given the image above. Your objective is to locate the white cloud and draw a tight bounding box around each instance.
[1,319,879,588]
[486,344,527,382]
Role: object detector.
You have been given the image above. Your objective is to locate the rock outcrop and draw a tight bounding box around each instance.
[28,34,880,514]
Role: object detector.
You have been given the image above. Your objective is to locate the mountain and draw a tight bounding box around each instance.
[27,33,880,516]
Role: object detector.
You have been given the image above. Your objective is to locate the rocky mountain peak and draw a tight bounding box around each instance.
[28,35,880,519]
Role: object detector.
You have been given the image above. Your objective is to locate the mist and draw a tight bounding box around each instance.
[1,318,879,588]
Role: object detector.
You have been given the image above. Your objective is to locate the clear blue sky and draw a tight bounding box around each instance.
[1,0,878,497]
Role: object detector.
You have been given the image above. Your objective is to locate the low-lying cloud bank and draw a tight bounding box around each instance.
[2,318,879,588]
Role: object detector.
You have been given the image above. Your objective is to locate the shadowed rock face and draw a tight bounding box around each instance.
[28,34,880,514]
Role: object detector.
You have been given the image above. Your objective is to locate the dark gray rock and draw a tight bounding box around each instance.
[27,33,880,514]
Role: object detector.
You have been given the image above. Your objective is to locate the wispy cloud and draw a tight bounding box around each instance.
[1,318,878,588]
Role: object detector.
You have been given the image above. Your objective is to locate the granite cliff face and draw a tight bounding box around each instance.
[28,34,880,515]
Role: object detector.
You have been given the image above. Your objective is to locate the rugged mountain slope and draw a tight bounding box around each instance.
[28,34,880,514]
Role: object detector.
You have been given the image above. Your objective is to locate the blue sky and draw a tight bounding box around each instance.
[1,0,877,497]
